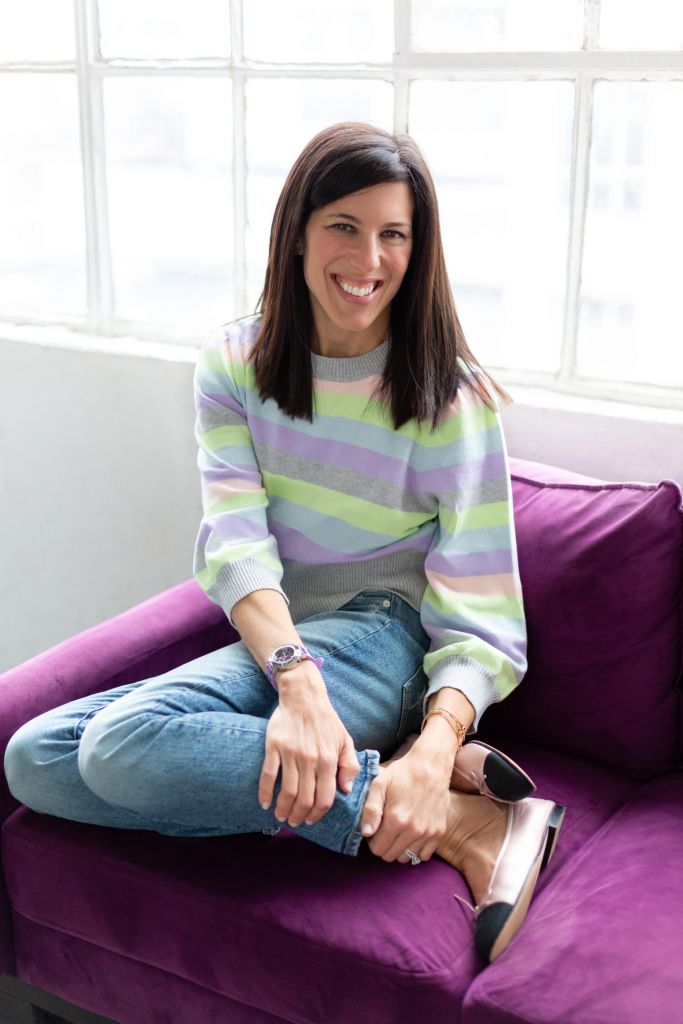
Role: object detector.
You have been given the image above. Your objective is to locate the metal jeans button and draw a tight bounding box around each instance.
[383,599,391,608]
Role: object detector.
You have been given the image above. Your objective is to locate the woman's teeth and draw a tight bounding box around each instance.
[334,276,377,297]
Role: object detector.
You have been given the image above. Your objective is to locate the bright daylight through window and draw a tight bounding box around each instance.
[0,0,681,404]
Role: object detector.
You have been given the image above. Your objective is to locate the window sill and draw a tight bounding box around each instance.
[3,322,683,426]
[0,321,199,364]
[507,383,683,426]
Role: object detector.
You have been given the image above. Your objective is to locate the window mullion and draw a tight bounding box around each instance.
[73,0,114,334]
[559,73,593,383]
[585,0,602,50]
[393,0,410,132]
[231,0,247,316]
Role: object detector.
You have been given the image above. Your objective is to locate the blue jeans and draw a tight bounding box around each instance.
[4,590,429,857]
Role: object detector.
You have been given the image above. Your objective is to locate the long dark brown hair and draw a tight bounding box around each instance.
[251,122,509,431]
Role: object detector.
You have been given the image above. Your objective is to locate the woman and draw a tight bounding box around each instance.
[4,122,563,964]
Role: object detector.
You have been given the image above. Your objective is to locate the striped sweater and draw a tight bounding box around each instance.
[192,314,527,728]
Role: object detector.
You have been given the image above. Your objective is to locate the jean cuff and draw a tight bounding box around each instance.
[342,748,380,856]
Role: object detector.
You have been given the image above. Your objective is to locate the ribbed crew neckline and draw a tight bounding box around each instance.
[310,338,389,382]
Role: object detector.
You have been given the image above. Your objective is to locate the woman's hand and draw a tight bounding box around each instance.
[359,747,452,863]
[258,665,360,828]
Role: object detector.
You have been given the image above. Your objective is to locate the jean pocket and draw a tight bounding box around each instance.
[395,664,427,745]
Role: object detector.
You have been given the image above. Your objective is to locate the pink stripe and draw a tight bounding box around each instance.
[204,478,263,503]
[313,377,383,395]
[426,569,519,597]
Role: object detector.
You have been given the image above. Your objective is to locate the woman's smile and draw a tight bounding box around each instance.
[332,273,384,301]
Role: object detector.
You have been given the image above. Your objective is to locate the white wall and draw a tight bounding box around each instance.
[1,338,682,673]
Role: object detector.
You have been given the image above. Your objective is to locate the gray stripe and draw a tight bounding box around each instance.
[254,444,436,514]
[282,548,427,625]
[254,444,508,512]
[310,338,390,382]
[198,404,244,432]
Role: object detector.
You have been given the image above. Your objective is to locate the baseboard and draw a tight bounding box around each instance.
[0,978,118,1024]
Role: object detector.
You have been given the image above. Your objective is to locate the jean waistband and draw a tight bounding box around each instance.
[339,589,427,648]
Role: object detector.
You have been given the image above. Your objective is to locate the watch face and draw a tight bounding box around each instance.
[273,644,299,668]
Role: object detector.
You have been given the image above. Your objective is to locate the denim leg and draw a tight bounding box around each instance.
[4,591,428,857]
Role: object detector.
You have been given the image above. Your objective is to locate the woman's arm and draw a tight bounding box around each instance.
[231,588,360,827]
[418,381,528,735]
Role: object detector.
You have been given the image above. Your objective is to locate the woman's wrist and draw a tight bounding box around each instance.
[413,687,476,774]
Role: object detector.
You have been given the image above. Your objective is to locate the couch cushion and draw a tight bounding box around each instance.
[482,458,683,778]
[462,770,683,1024]
[1,748,633,1024]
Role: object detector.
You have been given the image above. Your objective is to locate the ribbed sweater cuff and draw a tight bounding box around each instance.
[209,560,289,628]
[422,656,501,733]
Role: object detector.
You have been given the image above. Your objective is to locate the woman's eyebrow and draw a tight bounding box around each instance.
[323,212,412,228]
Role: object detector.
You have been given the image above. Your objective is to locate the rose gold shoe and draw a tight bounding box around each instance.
[451,741,536,803]
[385,736,536,803]
[473,799,566,962]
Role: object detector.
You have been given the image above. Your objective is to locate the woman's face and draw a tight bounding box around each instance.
[300,181,414,355]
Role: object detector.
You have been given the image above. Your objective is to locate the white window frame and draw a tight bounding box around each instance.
[1,0,682,410]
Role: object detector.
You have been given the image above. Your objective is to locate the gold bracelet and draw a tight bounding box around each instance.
[420,708,467,747]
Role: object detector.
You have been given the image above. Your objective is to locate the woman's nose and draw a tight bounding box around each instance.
[349,234,382,272]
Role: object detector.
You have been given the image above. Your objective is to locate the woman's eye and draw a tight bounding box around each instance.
[331,223,354,232]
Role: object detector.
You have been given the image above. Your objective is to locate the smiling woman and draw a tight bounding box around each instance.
[4,121,561,967]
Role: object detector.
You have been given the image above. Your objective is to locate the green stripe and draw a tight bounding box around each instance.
[422,585,524,621]
[310,388,497,445]
[205,543,282,575]
[199,424,251,451]
[263,471,427,536]
[205,493,267,516]
[424,641,519,697]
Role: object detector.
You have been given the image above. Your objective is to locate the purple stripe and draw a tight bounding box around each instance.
[421,612,526,661]
[206,513,270,544]
[270,521,431,564]
[201,465,263,485]
[426,548,515,577]
[417,450,507,493]
[197,390,244,418]
[249,416,506,493]
[249,416,408,486]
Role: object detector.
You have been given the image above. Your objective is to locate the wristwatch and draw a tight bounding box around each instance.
[265,643,324,690]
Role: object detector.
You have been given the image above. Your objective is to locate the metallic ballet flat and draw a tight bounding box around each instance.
[451,741,537,803]
[472,799,566,962]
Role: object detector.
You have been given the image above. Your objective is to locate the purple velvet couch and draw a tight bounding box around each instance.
[1,457,682,1024]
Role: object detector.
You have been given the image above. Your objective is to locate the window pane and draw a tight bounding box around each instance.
[411,0,583,52]
[577,83,683,389]
[104,78,233,331]
[98,0,230,59]
[0,74,85,316]
[245,80,394,311]
[243,0,393,63]
[0,0,75,61]
[600,0,683,50]
[410,81,573,373]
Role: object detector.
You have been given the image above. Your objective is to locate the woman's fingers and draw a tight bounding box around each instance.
[286,757,317,826]
[273,752,300,822]
[304,759,338,826]
[258,744,281,811]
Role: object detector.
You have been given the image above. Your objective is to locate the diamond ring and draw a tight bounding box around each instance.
[404,848,422,865]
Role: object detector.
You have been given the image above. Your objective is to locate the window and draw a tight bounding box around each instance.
[1,0,682,405]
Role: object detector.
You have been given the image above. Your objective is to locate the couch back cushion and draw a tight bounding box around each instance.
[481,458,683,778]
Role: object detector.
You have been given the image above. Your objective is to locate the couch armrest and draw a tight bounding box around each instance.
[0,579,237,823]
[0,581,236,977]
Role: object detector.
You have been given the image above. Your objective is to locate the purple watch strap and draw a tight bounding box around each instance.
[265,644,324,690]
